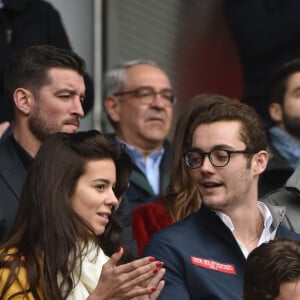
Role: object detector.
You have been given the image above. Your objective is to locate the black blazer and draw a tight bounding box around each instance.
[0,137,26,241]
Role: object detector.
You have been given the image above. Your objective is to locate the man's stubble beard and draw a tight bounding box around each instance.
[28,107,58,142]
[282,111,300,139]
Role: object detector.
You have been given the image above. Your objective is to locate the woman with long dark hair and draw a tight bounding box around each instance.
[0,130,165,299]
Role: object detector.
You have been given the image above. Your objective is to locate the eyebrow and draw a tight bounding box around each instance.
[190,144,236,152]
[55,88,86,97]
[90,178,117,187]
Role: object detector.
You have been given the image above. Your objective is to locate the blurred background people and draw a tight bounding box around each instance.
[224,0,300,121]
[244,238,300,300]
[103,60,174,212]
[259,59,300,197]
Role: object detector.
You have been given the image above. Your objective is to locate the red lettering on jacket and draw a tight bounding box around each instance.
[190,256,237,275]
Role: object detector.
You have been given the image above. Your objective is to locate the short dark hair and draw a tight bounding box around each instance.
[4,45,86,101]
[268,58,300,106]
[244,238,300,300]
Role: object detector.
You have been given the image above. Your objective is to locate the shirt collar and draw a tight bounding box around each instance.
[115,136,165,162]
[214,201,273,232]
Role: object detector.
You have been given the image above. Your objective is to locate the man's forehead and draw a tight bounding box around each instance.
[192,121,244,146]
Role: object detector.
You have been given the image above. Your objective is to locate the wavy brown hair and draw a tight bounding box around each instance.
[0,130,132,300]
[166,94,267,221]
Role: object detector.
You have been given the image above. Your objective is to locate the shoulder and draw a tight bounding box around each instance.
[143,212,199,248]
[262,188,295,207]
[0,249,40,300]
[276,224,300,241]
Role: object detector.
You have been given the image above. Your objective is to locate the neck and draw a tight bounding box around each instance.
[232,208,263,252]
[116,134,164,159]
[13,126,41,158]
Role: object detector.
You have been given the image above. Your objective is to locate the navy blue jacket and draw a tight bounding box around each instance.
[143,204,300,300]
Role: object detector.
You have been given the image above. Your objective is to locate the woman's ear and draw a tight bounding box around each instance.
[13,88,33,115]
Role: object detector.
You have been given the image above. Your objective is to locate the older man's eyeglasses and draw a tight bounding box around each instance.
[114,86,176,105]
[183,148,252,168]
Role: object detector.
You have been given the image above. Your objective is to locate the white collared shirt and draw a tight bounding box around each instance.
[215,201,276,258]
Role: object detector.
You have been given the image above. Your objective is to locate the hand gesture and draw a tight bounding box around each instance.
[88,247,165,300]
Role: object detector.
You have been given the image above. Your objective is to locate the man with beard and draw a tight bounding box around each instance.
[259,59,300,197]
[0,45,86,241]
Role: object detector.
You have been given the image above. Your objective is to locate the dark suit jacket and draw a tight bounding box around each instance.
[0,136,26,241]
[0,136,138,257]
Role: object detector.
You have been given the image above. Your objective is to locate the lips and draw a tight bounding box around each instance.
[201,181,223,193]
[64,117,80,128]
[96,212,111,219]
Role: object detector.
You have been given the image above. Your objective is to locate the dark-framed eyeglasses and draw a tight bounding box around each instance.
[183,148,253,168]
[114,86,176,105]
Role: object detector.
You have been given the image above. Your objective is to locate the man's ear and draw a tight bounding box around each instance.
[252,150,268,175]
[269,102,283,123]
[13,88,33,115]
[104,96,121,122]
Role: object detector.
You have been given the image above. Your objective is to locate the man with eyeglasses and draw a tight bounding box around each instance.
[142,94,300,300]
[104,60,174,212]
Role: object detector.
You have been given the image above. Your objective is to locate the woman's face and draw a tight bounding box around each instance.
[71,159,119,235]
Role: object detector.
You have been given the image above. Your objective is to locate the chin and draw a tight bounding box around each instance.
[94,227,105,236]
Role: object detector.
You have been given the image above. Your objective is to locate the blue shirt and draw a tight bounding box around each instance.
[116,137,164,195]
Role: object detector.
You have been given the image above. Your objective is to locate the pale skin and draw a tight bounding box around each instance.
[72,159,165,299]
[104,64,173,159]
[275,280,300,300]
[88,247,165,300]
[189,121,268,253]
[12,67,85,157]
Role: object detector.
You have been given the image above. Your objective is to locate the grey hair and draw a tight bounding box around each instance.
[103,59,161,99]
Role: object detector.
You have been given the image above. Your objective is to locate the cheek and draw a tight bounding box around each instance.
[189,169,200,181]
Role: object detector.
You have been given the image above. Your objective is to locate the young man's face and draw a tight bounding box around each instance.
[28,67,85,141]
[189,120,264,214]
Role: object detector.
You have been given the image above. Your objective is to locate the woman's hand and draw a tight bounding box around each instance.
[88,247,165,300]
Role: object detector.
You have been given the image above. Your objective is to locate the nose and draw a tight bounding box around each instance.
[72,96,85,117]
[200,154,215,172]
[150,93,166,109]
[107,189,119,208]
